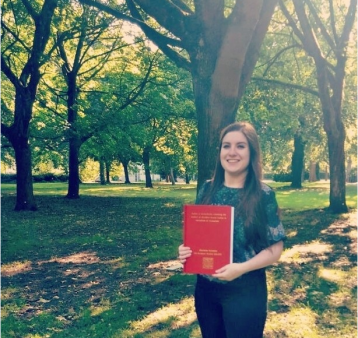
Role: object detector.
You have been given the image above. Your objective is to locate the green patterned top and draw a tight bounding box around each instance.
[196,181,285,269]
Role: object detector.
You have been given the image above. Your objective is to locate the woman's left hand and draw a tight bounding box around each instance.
[212,263,246,282]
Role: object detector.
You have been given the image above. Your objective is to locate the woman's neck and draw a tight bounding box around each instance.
[223,173,247,188]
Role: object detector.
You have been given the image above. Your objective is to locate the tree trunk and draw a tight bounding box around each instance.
[142,147,153,188]
[325,166,329,181]
[8,88,38,211]
[99,159,106,185]
[327,127,347,213]
[346,157,352,183]
[185,173,190,184]
[315,162,320,181]
[122,162,131,184]
[193,3,277,190]
[309,161,317,182]
[291,133,305,188]
[105,162,111,183]
[320,76,347,212]
[13,141,37,211]
[66,73,81,198]
[170,167,175,185]
[67,139,81,197]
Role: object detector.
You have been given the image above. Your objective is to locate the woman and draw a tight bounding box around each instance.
[178,122,285,338]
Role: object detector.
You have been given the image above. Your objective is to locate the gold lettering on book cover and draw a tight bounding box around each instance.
[202,257,214,269]
[190,212,228,223]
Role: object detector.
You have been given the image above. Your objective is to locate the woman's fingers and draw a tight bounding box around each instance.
[178,245,192,263]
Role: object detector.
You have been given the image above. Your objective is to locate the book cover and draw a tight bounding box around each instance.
[183,204,234,274]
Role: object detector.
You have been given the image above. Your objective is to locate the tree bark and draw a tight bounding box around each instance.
[309,161,317,182]
[170,167,175,185]
[13,136,37,211]
[327,124,347,212]
[192,0,278,190]
[142,146,153,188]
[185,173,190,184]
[99,159,106,185]
[105,162,111,183]
[346,157,352,183]
[67,139,81,196]
[291,133,305,188]
[122,161,131,184]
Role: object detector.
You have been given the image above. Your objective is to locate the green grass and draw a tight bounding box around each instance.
[1,181,357,337]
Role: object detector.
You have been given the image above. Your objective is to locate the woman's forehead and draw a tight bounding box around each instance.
[222,131,247,142]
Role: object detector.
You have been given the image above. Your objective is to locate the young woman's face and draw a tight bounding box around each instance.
[220,130,250,179]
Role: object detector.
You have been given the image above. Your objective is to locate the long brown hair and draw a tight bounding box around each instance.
[201,122,268,252]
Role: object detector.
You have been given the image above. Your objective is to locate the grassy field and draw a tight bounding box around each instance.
[1,181,357,338]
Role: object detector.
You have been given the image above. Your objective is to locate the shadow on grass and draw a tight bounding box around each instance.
[1,195,357,338]
[265,209,356,337]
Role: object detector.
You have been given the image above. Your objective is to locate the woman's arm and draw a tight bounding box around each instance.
[212,240,284,282]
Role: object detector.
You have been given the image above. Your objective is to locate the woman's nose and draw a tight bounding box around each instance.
[228,146,236,155]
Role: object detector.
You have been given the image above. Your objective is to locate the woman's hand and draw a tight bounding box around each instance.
[213,241,284,281]
[178,244,192,264]
[212,263,246,281]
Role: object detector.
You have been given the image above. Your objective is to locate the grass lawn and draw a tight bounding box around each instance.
[1,181,357,338]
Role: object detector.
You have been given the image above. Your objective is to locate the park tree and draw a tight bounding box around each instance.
[279,0,356,212]
[109,52,196,188]
[244,11,328,188]
[1,0,59,210]
[77,49,190,187]
[79,0,279,189]
[45,16,155,195]
[52,3,141,198]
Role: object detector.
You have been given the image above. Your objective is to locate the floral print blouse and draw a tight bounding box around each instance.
[196,181,286,266]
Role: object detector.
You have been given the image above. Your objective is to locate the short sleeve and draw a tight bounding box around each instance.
[262,185,286,245]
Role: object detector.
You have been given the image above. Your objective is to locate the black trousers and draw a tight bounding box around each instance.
[194,270,267,338]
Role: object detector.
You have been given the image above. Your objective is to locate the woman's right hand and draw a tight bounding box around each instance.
[178,244,192,264]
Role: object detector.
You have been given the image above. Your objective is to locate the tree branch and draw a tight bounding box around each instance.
[339,0,356,51]
[305,0,336,53]
[279,0,306,44]
[251,76,319,96]
[171,0,194,15]
[329,0,339,43]
[291,0,322,60]
[1,22,31,53]
[262,43,301,76]
[1,55,20,88]
[21,0,39,21]
[238,0,279,99]
[79,0,191,70]
[130,0,187,39]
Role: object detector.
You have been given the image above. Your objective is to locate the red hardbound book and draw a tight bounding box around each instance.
[183,204,234,274]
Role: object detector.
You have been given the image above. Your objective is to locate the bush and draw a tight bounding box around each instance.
[33,174,54,182]
[2,173,68,183]
[1,174,17,183]
[33,173,69,182]
[273,171,292,182]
